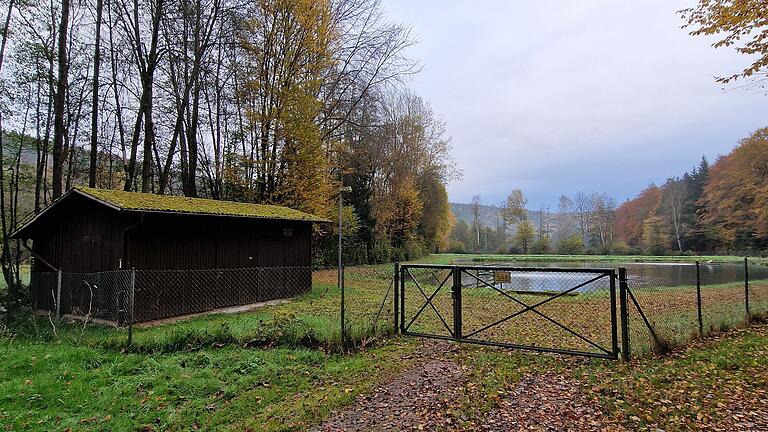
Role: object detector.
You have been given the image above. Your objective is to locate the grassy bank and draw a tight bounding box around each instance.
[421,253,768,266]
[2,255,766,430]
[0,332,420,431]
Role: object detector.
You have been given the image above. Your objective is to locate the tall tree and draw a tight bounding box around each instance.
[89,0,104,187]
[501,189,527,226]
[699,128,768,248]
[52,0,72,198]
[572,192,595,249]
[470,195,481,248]
[514,220,536,254]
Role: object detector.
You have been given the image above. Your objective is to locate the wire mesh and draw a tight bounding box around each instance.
[27,265,397,349]
[401,265,617,357]
[339,264,398,343]
[133,267,311,323]
[462,267,615,356]
[625,260,768,356]
[748,262,768,317]
[625,263,699,355]
[30,270,132,325]
[401,266,455,338]
[30,267,312,326]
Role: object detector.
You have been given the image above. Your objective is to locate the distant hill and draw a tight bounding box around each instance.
[450,202,543,230]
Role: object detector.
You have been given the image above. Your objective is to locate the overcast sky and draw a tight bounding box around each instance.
[382,0,767,209]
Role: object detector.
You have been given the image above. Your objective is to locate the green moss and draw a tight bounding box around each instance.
[74,187,329,222]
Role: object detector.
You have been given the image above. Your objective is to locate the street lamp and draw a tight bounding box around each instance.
[338,185,352,346]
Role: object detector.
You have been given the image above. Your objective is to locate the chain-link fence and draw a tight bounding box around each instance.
[27,265,396,351]
[30,267,312,325]
[338,264,397,347]
[624,259,768,356]
[399,264,619,359]
[30,270,132,325]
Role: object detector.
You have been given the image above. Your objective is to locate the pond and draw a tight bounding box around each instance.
[452,260,768,293]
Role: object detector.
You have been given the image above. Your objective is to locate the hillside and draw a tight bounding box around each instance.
[450,202,543,229]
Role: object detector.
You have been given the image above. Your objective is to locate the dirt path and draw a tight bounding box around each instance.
[475,372,622,432]
[315,340,617,431]
[315,359,469,431]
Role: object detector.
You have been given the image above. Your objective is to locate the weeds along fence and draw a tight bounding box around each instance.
[623,258,768,356]
[26,265,395,351]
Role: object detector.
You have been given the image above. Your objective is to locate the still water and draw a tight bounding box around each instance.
[453,260,768,293]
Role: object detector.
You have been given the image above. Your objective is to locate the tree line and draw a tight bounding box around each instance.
[0,0,457,315]
[448,189,619,256]
[615,128,768,255]
[449,128,768,257]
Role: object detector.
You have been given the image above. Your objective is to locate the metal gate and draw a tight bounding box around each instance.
[397,264,624,359]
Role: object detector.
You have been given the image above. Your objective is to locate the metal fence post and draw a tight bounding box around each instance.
[609,270,618,359]
[400,266,406,334]
[452,266,462,340]
[745,257,750,321]
[393,262,400,333]
[696,261,703,335]
[618,267,630,362]
[56,269,62,322]
[128,269,135,347]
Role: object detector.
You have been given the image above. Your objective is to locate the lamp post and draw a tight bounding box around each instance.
[338,185,352,347]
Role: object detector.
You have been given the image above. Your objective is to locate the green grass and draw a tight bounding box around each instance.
[0,332,420,431]
[420,253,768,266]
[2,254,767,430]
[0,264,30,292]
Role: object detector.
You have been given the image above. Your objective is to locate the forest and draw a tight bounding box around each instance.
[615,127,768,255]
[0,0,458,303]
[448,128,768,257]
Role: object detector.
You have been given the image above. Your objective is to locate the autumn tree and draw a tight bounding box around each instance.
[681,0,768,87]
[418,173,455,253]
[699,127,768,249]
[642,216,669,255]
[614,186,663,248]
[501,189,527,226]
[514,220,536,254]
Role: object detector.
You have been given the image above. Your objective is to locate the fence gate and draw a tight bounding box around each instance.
[398,264,620,359]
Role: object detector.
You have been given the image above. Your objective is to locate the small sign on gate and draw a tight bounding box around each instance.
[494,270,511,283]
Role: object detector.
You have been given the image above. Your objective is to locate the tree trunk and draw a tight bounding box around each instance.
[52,0,71,199]
[89,0,104,188]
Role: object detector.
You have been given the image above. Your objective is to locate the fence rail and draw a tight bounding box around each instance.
[398,264,621,359]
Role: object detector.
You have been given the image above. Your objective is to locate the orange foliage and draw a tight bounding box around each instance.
[614,186,663,247]
[699,128,768,244]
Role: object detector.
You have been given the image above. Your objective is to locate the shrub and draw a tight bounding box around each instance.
[557,234,584,255]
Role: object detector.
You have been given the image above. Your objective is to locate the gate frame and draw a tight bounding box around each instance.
[398,263,624,360]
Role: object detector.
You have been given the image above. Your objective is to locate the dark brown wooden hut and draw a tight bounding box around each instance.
[11,187,328,322]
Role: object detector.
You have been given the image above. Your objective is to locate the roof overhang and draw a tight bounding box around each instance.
[11,188,330,239]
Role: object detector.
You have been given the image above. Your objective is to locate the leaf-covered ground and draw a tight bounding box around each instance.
[317,323,768,431]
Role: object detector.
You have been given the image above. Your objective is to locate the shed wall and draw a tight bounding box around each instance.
[28,197,314,321]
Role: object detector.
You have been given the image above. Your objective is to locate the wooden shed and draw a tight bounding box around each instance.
[12,187,329,323]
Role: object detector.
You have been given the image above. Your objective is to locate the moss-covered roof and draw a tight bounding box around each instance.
[74,187,329,222]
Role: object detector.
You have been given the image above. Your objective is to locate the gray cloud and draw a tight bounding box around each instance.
[383,0,767,207]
